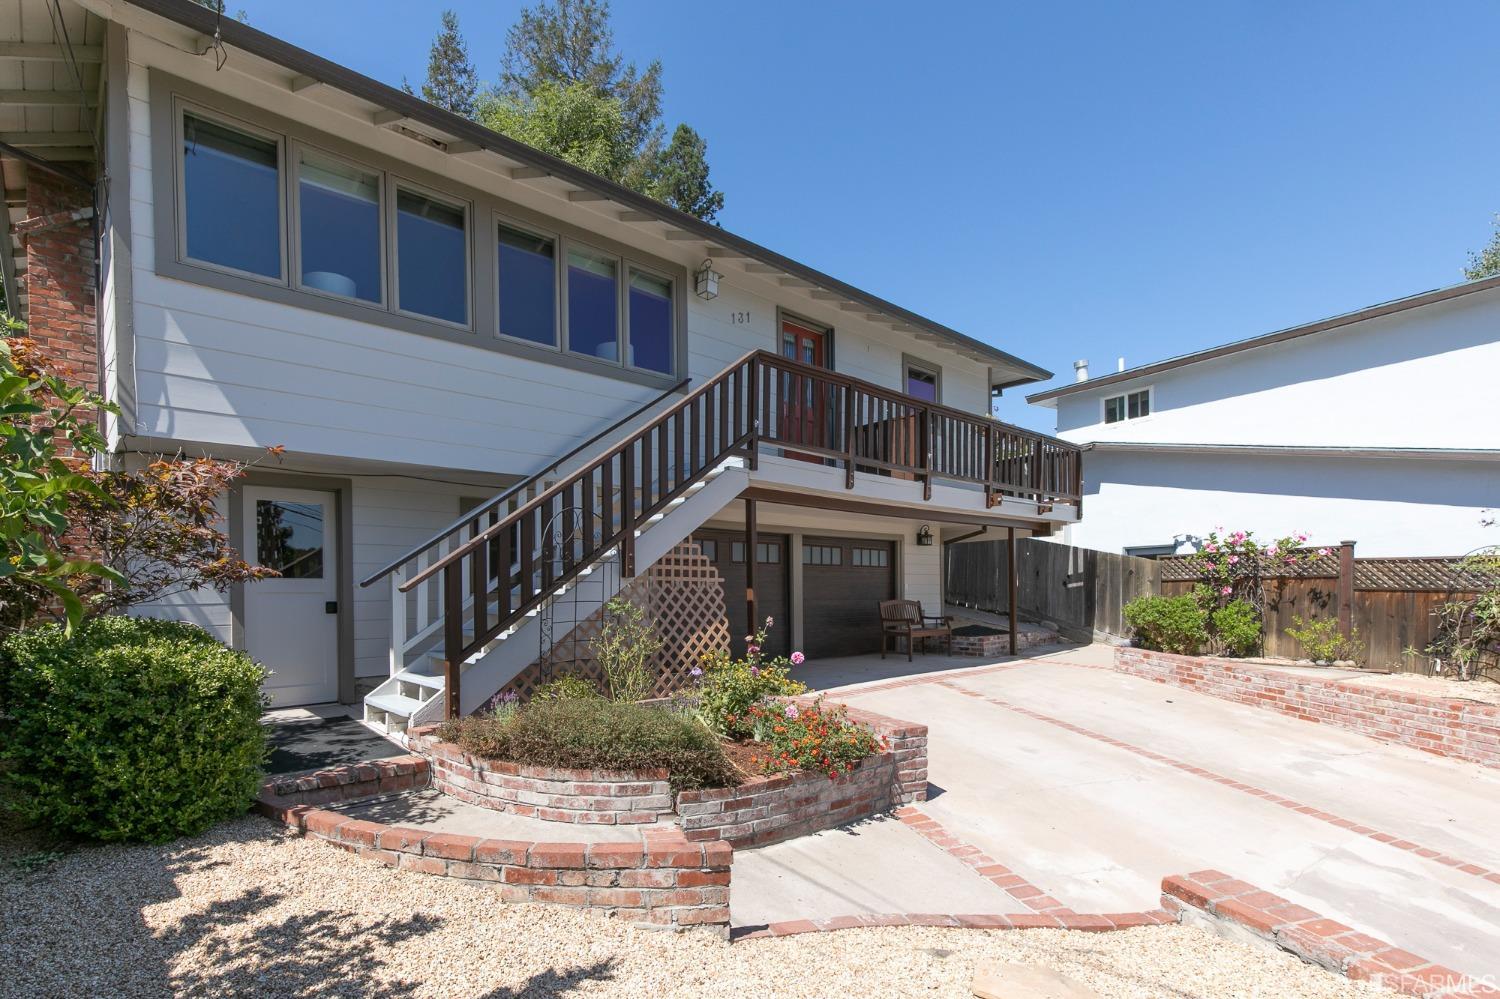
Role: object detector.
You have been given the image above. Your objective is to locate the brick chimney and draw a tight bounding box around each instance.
[19,169,97,387]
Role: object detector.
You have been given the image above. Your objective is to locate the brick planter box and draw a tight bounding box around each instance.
[408,728,674,824]
[677,701,929,848]
[1115,648,1500,770]
[952,632,1008,657]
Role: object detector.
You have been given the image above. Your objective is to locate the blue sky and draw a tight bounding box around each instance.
[238,1,1500,431]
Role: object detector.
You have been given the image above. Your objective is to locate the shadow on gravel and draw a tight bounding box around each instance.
[474,959,618,997]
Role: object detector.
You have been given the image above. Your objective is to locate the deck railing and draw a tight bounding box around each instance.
[361,349,1082,717]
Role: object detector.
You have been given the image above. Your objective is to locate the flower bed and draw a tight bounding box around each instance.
[409,727,674,824]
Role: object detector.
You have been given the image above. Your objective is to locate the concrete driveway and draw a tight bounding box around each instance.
[779,643,1500,981]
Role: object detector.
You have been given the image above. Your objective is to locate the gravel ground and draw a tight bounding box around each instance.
[0,814,1392,998]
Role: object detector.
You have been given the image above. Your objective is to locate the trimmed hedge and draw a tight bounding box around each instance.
[440,699,737,790]
[0,616,268,843]
[1123,593,1208,655]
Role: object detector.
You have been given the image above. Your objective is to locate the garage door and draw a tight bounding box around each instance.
[693,530,791,657]
[800,536,896,658]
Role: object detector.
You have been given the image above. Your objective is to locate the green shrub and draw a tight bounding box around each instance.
[0,616,268,843]
[1210,600,1262,657]
[693,620,806,739]
[1123,594,1208,655]
[531,674,601,702]
[592,597,661,702]
[1286,615,1366,664]
[439,699,737,790]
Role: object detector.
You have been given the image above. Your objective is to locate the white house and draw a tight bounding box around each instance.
[1,0,1081,728]
[1028,277,1500,558]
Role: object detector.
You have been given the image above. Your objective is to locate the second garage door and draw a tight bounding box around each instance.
[800,536,896,658]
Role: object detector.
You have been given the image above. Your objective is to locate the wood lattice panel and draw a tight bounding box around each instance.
[487,543,731,709]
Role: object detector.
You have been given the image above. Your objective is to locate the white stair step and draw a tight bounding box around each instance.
[366,691,427,718]
[397,668,444,690]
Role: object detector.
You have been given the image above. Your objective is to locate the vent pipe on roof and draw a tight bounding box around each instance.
[1117,356,1126,372]
[1074,359,1089,382]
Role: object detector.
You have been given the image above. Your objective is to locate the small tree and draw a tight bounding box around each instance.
[1464,215,1500,281]
[404,9,480,119]
[649,124,724,223]
[70,451,280,617]
[0,330,122,634]
[591,596,661,702]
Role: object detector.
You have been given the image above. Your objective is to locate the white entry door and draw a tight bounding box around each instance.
[243,486,339,706]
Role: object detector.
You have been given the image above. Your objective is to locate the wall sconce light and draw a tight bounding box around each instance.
[694,259,721,300]
[916,524,934,546]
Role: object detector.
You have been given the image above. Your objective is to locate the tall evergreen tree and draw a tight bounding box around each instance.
[650,124,723,223]
[1464,216,1500,280]
[404,10,480,119]
[492,0,723,220]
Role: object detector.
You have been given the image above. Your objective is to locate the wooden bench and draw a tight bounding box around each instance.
[879,599,953,661]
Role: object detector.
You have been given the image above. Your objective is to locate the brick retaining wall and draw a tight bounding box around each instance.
[409,729,674,824]
[676,701,929,847]
[1115,648,1500,770]
[254,760,732,932]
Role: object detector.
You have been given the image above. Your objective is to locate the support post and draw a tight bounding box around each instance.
[744,496,758,649]
[1337,540,1356,638]
[1007,526,1018,657]
[443,561,463,719]
[621,446,636,577]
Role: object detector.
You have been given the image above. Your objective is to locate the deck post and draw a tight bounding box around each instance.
[443,560,463,719]
[744,496,758,649]
[1337,540,1356,639]
[1007,526,1018,657]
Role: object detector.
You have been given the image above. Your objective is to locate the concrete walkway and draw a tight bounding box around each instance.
[802,643,1500,981]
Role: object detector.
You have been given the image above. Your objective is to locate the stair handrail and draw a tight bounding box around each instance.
[359,374,690,589]
[404,349,763,596]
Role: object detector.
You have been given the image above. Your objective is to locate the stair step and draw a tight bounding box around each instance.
[366,691,428,718]
[397,667,444,690]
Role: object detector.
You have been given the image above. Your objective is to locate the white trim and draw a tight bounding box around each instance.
[1084,441,1500,461]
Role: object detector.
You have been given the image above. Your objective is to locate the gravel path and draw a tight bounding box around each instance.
[0,814,1392,998]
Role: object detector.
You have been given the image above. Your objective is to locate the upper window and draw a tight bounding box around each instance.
[497,223,557,346]
[182,112,281,279]
[628,270,673,374]
[905,363,938,402]
[567,246,619,361]
[296,149,382,304]
[1104,388,1151,424]
[396,188,469,326]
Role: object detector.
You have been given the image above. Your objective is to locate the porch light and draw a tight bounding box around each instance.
[694,259,721,300]
[916,524,934,546]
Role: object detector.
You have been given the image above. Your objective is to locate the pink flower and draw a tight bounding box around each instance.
[1205,543,1218,553]
[1205,561,1216,570]
[765,616,774,628]
[1317,547,1330,557]
[1221,586,1232,596]
[1285,557,1296,565]
[790,651,805,665]
[1228,555,1240,565]
[1267,546,1278,557]
[747,644,760,656]
[1297,532,1309,542]
[744,636,753,643]
[784,703,799,720]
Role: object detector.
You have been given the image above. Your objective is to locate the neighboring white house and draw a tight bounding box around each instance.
[1028,276,1500,559]
[1,0,1081,726]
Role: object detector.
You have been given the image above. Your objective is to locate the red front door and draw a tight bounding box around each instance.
[780,320,829,461]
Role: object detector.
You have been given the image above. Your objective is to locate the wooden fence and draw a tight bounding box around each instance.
[945,538,1160,642]
[1158,546,1490,674]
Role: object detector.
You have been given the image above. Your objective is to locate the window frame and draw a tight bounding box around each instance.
[494,213,563,351]
[625,263,677,376]
[150,70,688,389]
[901,353,941,404]
[1102,386,1153,425]
[289,139,388,309]
[562,239,624,365]
[389,177,474,331]
[174,98,288,286]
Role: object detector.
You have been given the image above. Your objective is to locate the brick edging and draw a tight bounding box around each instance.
[732,909,1174,940]
[1163,872,1495,997]
[1113,648,1500,770]
[259,755,430,807]
[255,785,732,931]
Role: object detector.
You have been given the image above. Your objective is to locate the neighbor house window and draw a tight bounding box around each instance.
[497,223,557,346]
[628,270,673,374]
[396,187,468,326]
[182,112,281,278]
[296,149,382,304]
[1104,388,1150,423]
[567,247,619,361]
[905,363,938,402]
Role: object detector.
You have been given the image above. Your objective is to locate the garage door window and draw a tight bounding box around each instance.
[852,547,889,568]
[803,544,842,566]
[697,539,717,561]
[731,541,781,563]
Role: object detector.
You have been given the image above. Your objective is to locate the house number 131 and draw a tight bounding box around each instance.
[729,311,751,324]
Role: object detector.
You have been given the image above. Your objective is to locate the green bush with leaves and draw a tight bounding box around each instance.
[531,674,601,702]
[591,597,661,702]
[1123,593,1208,655]
[1286,615,1366,665]
[1210,600,1262,657]
[0,615,268,842]
[439,698,737,790]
